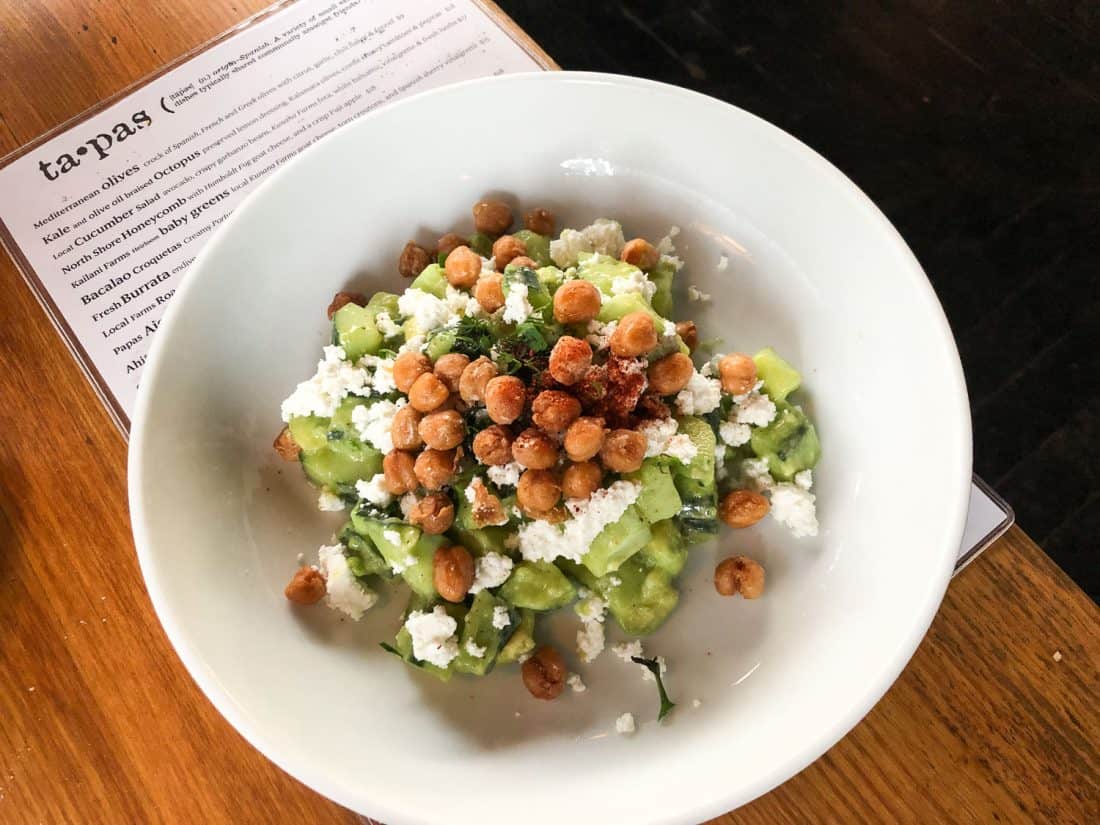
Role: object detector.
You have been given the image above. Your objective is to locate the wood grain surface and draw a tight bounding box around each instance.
[0,2,1096,823]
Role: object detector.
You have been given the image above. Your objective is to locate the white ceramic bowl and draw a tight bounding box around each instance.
[129,72,971,825]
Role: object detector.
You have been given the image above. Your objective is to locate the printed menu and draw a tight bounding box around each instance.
[0,0,544,427]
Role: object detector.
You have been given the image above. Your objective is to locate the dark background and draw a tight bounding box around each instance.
[498,0,1099,598]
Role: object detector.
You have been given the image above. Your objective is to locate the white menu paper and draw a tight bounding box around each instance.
[0,0,542,427]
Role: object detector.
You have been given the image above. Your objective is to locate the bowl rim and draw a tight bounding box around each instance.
[128,70,972,824]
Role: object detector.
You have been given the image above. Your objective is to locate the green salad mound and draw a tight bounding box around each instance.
[276,200,820,705]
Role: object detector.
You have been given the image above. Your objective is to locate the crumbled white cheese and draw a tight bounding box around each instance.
[549,219,626,267]
[468,552,514,594]
[640,655,667,683]
[404,606,459,668]
[608,575,622,588]
[795,469,813,490]
[687,285,712,302]
[734,391,777,427]
[487,461,522,488]
[398,287,455,333]
[717,254,729,271]
[399,492,419,518]
[615,713,636,734]
[719,420,752,447]
[389,554,417,575]
[398,334,426,354]
[502,281,533,324]
[567,673,587,693]
[382,528,401,546]
[611,640,644,661]
[360,354,397,396]
[715,443,729,481]
[481,256,497,272]
[770,483,819,537]
[639,417,679,457]
[317,491,346,511]
[675,370,722,415]
[374,310,402,338]
[464,483,479,504]
[586,318,617,349]
[662,319,677,337]
[518,481,641,564]
[491,605,511,629]
[575,593,607,623]
[317,544,377,620]
[577,620,605,664]
[464,638,487,658]
[741,457,774,492]
[655,226,679,256]
[610,268,657,302]
[664,434,698,464]
[356,474,393,508]
[445,284,483,319]
[280,345,369,421]
[351,398,406,454]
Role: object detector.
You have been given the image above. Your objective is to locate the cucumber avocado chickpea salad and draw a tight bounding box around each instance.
[274,199,820,719]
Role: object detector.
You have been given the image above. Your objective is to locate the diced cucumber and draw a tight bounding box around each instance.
[338,526,393,579]
[750,401,821,481]
[597,293,662,324]
[503,266,551,310]
[536,265,565,292]
[325,398,383,465]
[496,608,536,664]
[468,232,493,257]
[638,519,688,577]
[367,291,400,318]
[355,518,441,596]
[650,258,676,318]
[555,558,600,592]
[625,458,682,524]
[388,594,454,682]
[410,263,447,298]
[672,417,719,544]
[333,303,382,361]
[425,327,456,361]
[582,505,652,578]
[606,556,679,636]
[453,591,510,676]
[448,526,510,558]
[577,255,639,295]
[499,561,577,611]
[287,415,329,452]
[754,347,802,402]
[301,447,381,491]
[402,533,447,598]
[512,230,551,267]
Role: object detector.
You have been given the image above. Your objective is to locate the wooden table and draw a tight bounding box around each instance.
[0,2,1096,822]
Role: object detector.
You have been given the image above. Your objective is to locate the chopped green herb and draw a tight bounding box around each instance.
[443,316,495,358]
[632,656,676,721]
[380,642,401,657]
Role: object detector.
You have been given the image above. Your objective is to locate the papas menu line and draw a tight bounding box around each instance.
[0,0,544,429]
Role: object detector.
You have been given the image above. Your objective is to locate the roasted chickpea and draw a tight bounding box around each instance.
[563,417,606,462]
[390,405,424,451]
[433,544,475,602]
[524,207,555,236]
[398,241,432,278]
[610,311,658,357]
[383,449,418,494]
[512,427,560,470]
[472,424,514,466]
[473,199,513,236]
[484,375,526,424]
[459,356,499,404]
[521,646,567,700]
[509,256,538,269]
[517,469,561,514]
[719,489,770,529]
[284,567,326,605]
[647,352,695,395]
[273,426,300,461]
[531,390,582,434]
[408,371,451,412]
[433,352,470,393]
[418,409,465,450]
[414,448,458,490]
[468,479,509,527]
[474,273,505,313]
[562,461,602,500]
[393,351,431,393]
[552,279,602,324]
[408,492,456,535]
[326,291,366,320]
[714,556,765,599]
[620,237,659,270]
[600,429,646,473]
[492,234,527,268]
[548,336,593,386]
[444,245,482,288]
[676,320,698,352]
[436,232,468,258]
[718,353,757,396]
